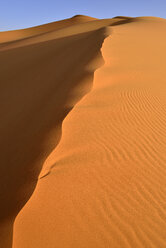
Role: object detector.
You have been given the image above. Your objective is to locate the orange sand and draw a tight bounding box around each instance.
[0,15,166,248]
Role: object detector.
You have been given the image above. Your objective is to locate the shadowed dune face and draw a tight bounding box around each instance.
[0,27,107,247]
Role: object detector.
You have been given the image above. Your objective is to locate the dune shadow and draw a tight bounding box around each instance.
[110,17,138,26]
[0,27,108,247]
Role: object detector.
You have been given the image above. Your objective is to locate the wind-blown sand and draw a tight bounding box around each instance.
[0,15,166,248]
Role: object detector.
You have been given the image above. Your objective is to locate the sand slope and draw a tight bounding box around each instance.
[0,15,97,43]
[0,15,166,248]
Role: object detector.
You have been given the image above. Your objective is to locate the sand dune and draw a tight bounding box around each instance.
[0,15,166,248]
[0,15,97,44]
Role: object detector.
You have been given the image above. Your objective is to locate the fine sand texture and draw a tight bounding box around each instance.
[0,15,166,248]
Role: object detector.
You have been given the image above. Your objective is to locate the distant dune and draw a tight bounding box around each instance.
[0,15,166,248]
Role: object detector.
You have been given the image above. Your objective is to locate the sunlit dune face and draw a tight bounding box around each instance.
[0,15,166,248]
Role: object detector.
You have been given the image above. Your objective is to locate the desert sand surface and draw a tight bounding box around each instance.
[0,15,166,248]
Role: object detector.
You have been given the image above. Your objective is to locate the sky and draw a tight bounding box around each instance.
[1,0,166,31]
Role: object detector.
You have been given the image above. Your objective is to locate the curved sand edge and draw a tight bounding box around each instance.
[13,17,166,248]
[0,16,166,248]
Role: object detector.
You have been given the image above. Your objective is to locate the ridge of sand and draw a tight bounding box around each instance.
[13,17,166,248]
[0,15,166,248]
[0,17,136,52]
[0,15,97,44]
[0,17,112,247]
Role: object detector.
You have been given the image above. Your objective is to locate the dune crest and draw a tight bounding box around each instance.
[0,15,166,248]
[0,17,111,248]
[0,15,96,44]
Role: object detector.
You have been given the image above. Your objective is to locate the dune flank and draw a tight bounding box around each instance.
[0,15,166,248]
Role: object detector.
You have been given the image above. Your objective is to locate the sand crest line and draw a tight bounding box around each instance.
[38,26,111,180]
